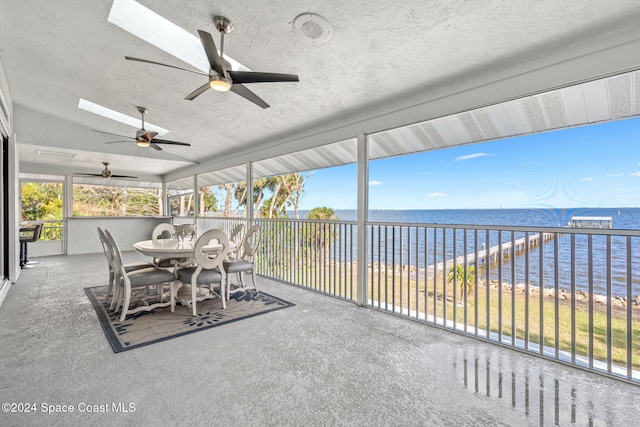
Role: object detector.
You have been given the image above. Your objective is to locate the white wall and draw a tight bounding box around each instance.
[65,217,171,255]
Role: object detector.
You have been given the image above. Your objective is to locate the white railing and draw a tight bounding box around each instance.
[202,216,640,384]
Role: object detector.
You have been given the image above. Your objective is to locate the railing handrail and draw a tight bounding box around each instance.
[366,220,640,236]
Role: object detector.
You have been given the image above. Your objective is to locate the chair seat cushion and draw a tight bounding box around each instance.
[223,259,253,274]
[127,267,175,287]
[177,266,222,285]
[124,261,156,272]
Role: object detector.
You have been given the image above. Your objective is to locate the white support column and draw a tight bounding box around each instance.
[356,133,369,306]
[161,181,168,217]
[193,173,199,221]
[64,174,73,255]
[246,161,254,224]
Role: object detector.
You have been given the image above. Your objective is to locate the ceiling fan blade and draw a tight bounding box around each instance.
[110,174,139,179]
[228,71,299,84]
[152,139,191,147]
[197,30,224,76]
[104,141,134,145]
[185,82,211,101]
[93,130,135,140]
[125,56,208,76]
[230,84,270,109]
[150,143,163,151]
[73,173,104,177]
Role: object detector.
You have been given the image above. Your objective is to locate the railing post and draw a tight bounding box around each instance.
[356,133,368,306]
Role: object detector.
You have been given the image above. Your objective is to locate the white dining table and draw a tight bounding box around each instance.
[133,238,238,309]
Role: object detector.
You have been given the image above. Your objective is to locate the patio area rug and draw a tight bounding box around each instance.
[84,286,294,353]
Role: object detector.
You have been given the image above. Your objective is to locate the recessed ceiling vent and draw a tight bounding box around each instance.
[293,13,332,45]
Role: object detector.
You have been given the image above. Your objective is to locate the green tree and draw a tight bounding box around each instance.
[199,186,218,215]
[304,207,339,265]
[21,182,63,220]
[447,264,476,299]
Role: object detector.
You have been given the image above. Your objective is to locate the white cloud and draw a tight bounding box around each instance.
[425,192,446,198]
[581,177,594,181]
[631,172,640,177]
[455,153,491,161]
[606,173,624,177]
[369,180,383,186]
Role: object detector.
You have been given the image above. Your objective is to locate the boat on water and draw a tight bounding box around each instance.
[567,216,613,229]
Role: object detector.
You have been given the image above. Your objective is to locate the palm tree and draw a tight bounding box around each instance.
[447,264,475,300]
[304,207,339,266]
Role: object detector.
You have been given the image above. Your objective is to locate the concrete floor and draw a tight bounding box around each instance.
[1,252,639,426]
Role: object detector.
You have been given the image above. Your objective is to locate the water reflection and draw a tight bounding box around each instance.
[453,349,611,426]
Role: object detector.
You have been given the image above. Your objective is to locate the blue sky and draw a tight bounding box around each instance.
[298,117,640,210]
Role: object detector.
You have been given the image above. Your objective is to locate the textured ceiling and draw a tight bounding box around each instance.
[3,0,640,181]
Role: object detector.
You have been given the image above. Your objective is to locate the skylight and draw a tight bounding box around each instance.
[108,0,249,73]
[78,99,169,135]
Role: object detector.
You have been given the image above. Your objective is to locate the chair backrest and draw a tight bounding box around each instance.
[229,224,245,255]
[230,223,245,242]
[97,227,113,268]
[151,223,175,240]
[103,229,126,276]
[22,223,44,242]
[240,224,261,258]
[32,223,44,241]
[193,229,228,270]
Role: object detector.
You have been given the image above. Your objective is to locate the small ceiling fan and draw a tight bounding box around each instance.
[93,106,191,151]
[74,162,138,179]
[125,16,299,109]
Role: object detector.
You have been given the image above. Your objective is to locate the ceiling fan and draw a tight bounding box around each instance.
[93,106,191,151]
[74,162,138,179]
[125,16,299,109]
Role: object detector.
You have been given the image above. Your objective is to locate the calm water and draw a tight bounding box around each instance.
[329,207,640,229]
[295,208,640,296]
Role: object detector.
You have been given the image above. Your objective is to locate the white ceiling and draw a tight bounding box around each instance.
[3,0,640,181]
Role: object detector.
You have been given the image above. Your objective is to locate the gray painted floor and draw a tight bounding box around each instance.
[1,252,639,426]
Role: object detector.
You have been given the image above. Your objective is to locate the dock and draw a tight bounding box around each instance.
[568,216,612,229]
[430,232,560,274]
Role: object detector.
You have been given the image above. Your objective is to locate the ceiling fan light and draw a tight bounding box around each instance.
[209,77,232,92]
[136,139,151,147]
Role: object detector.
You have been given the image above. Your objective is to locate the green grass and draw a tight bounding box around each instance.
[369,270,640,370]
[262,261,640,370]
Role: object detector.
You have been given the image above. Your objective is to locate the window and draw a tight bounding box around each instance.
[73,183,162,216]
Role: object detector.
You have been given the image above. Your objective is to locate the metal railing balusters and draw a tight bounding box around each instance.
[571,234,576,364]
[424,227,429,322]
[464,229,469,333]
[248,217,639,384]
[452,228,457,330]
[415,226,420,320]
[606,235,612,374]
[498,230,503,343]
[588,235,594,368]
[554,234,560,359]
[399,226,404,315]
[433,227,439,324]
[475,229,479,338]
[486,229,490,340]
[443,228,448,326]
[511,230,516,347]
[525,231,530,350]
[626,236,633,380]
[539,235,544,356]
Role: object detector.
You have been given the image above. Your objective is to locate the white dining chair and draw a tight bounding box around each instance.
[223,224,261,300]
[104,229,177,321]
[97,227,155,310]
[151,223,175,240]
[151,223,183,267]
[228,223,245,258]
[176,229,229,315]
